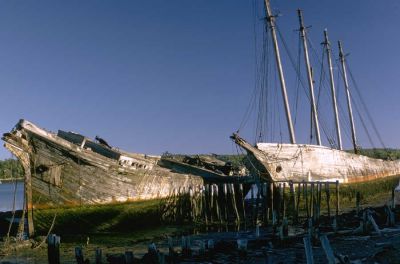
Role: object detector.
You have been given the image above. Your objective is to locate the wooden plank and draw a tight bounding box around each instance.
[320,235,335,264]
[303,236,314,264]
[368,213,381,236]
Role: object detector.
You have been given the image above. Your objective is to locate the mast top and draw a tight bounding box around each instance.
[323,29,331,47]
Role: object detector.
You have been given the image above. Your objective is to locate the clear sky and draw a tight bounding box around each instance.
[0,0,399,159]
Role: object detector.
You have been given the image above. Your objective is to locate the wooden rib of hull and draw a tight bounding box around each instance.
[2,120,203,206]
[231,133,400,183]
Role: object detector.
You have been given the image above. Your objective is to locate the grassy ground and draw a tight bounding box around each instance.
[284,175,400,220]
[33,199,164,235]
[340,176,399,208]
[32,176,400,236]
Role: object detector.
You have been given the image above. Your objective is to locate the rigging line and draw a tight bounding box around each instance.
[333,65,353,143]
[353,99,376,148]
[307,37,331,106]
[5,156,18,245]
[308,37,343,145]
[256,24,269,142]
[346,60,386,149]
[294,30,302,126]
[329,58,373,149]
[275,23,334,145]
[237,0,261,133]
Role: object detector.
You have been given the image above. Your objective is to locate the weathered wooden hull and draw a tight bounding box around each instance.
[2,120,203,207]
[231,134,400,183]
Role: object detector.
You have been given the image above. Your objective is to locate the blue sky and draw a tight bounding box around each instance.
[0,0,399,159]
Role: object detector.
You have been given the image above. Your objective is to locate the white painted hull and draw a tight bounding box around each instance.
[232,134,400,183]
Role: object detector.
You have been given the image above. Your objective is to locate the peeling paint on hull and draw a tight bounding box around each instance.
[231,133,400,183]
[2,120,203,207]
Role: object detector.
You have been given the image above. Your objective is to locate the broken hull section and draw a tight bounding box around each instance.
[3,120,203,207]
[231,134,400,183]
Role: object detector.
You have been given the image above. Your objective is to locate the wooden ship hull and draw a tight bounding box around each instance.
[2,120,205,208]
[231,134,400,184]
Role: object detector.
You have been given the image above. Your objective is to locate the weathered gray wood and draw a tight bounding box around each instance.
[303,236,314,264]
[356,192,361,214]
[124,251,134,264]
[239,183,246,223]
[168,237,175,257]
[230,184,240,223]
[320,235,335,264]
[368,213,381,236]
[282,183,286,219]
[47,234,60,264]
[304,182,309,218]
[95,247,102,264]
[289,181,296,221]
[232,133,400,184]
[325,182,331,218]
[237,238,248,258]
[75,246,84,264]
[310,183,314,220]
[296,182,301,221]
[181,236,191,256]
[3,120,204,211]
[336,180,340,218]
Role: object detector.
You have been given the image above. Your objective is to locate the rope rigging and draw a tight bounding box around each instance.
[237,0,386,153]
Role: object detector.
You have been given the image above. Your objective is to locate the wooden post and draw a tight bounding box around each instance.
[255,223,260,237]
[332,216,337,233]
[47,234,60,264]
[356,192,361,214]
[255,182,261,225]
[214,185,221,224]
[75,246,84,264]
[230,184,240,223]
[282,183,286,220]
[325,182,331,219]
[289,181,296,222]
[316,182,322,225]
[168,236,175,257]
[251,184,255,226]
[237,238,248,258]
[391,188,395,209]
[296,182,301,221]
[223,184,228,222]
[210,184,214,223]
[207,239,214,255]
[304,182,309,218]
[22,153,34,237]
[368,212,381,236]
[269,183,274,224]
[124,251,134,264]
[303,236,314,264]
[320,235,335,264]
[307,218,313,241]
[335,180,340,218]
[280,217,288,240]
[239,183,246,224]
[310,183,314,220]
[199,240,206,256]
[95,247,102,264]
[203,185,208,225]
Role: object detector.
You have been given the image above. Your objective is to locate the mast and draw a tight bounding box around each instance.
[323,29,342,150]
[338,41,358,153]
[264,0,296,144]
[298,9,321,145]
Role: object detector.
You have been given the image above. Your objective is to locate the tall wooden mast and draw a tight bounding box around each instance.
[338,41,358,153]
[323,29,342,150]
[298,9,321,145]
[264,0,296,144]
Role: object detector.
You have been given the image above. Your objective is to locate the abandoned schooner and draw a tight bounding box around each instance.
[231,0,400,183]
[3,120,210,206]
